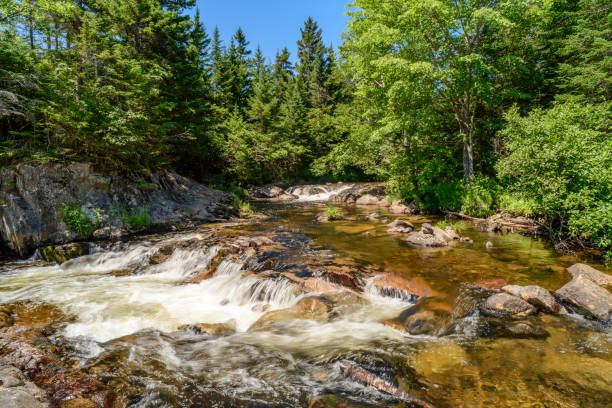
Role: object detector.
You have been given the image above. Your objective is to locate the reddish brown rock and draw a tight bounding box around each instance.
[338,360,435,408]
[474,278,508,291]
[372,274,435,301]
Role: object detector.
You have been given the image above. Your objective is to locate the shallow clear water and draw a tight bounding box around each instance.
[0,200,610,407]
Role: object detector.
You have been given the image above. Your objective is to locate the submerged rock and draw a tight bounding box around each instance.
[566,263,612,288]
[481,293,536,319]
[249,297,329,331]
[501,285,566,314]
[338,360,435,408]
[474,278,508,292]
[478,318,550,339]
[385,298,452,335]
[555,275,612,321]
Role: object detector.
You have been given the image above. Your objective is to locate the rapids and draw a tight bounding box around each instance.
[0,190,611,407]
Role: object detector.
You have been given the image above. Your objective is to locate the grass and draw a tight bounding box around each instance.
[234,198,254,214]
[437,220,468,233]
[121,206,151,229]
[325,205,343,220]
[498,193,536,217]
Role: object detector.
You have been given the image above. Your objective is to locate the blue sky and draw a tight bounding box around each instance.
[194,0,350,63]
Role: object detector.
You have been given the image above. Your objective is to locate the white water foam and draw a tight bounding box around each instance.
[286,184,354,202]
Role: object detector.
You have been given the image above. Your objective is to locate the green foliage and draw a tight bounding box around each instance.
[498,193,536,217]
[233,198,254,214]
[59,203,91,237]
[121,206,151,230]
[437,220,468,234]
[325,205,342,221]
[497,102,611,249]
[461,175,499,218]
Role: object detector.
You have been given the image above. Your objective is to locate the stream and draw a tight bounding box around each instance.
[0,185,610,407]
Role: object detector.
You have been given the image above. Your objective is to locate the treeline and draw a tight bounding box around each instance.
[0,0,610,254]
[0,0,349,184]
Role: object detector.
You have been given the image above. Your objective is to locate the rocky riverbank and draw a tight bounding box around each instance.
[0,162,235,258]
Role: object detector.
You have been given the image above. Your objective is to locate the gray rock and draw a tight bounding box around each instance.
[0,163,234,257]
[566,263,612,287]
[387,219,414,234]
[556,275,612,321]
[421,223,434,235]
[482,293,536,318]
[0,365,49,408]
[502,285,566,314]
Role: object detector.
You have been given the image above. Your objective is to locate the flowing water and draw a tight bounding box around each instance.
[0,188,611,407]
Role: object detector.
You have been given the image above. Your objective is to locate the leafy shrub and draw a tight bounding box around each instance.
[498,193,536,217]
[60,203,92,237]
[325,205,343,220]
[497,102,611,249]
[122,206,151,230]
[461,175,499,218]
[234,198,254,214]
[437,220,467,233]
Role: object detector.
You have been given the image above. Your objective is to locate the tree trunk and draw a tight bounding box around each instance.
[462,127,474,183]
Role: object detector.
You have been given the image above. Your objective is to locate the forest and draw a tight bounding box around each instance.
[0,0,610,256]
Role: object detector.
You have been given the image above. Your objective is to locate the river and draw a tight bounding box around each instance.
[0,188,610,407]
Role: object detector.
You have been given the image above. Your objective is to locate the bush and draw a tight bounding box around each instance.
[461,175,499,218]
[498,193,536,217]
[496,102,611,249]
[234,198,254,214]
[325,205,343,220]
[122,206,151,230]
[437,220,467,233]
[60,203,92,237]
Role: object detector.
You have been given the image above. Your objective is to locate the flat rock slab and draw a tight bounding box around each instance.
[482,293,536,318]
[502,285,566,314]
[556,275,612,322]
[567,263,612,287]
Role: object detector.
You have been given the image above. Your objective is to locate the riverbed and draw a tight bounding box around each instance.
[0,198,610,407]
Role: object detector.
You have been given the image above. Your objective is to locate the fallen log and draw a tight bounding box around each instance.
[338,360,436,408]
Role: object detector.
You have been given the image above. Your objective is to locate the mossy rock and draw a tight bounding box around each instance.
[41,243,89,264]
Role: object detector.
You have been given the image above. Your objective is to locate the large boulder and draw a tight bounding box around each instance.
[555,275,612,321]
[249,183,287,199]
[481,293,536,319]
[249,297,329,331]
[0,163,234,257]
[355,194,384,206]
[566,263,612,288]
[404,224,461,248]
[501,285,566,314]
